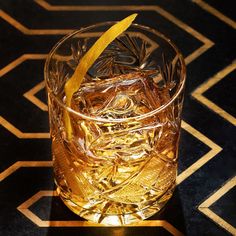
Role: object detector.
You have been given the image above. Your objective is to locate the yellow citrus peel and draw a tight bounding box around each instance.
[64,13,138,140]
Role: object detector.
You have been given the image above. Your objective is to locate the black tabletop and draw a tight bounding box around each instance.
[0,0,236,235]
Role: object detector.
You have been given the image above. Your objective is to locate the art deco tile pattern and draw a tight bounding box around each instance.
[0,0,235,235]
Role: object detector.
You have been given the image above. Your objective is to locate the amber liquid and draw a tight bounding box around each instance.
[51,72,179,225]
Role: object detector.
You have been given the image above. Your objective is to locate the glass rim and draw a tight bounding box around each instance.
[44,21,186,123]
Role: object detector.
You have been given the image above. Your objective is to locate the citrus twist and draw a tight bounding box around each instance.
[64,14,138,140]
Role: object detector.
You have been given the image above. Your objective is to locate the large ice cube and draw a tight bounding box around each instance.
[69,71,172,163]
[71,71,164,119]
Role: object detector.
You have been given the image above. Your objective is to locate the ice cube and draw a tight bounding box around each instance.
[71,71,164,119]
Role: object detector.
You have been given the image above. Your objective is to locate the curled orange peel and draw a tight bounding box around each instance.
[64,14,138,140]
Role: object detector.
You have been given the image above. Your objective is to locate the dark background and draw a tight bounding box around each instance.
[0,0,235,235]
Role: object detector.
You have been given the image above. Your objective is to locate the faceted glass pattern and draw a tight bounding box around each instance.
[45,23,186,225]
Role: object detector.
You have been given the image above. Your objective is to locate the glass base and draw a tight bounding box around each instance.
[57,186,175,226]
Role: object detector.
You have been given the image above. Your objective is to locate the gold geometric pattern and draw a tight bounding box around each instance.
[192,0,236,29]
[17,190,184,235]
[0,54,47,77]
[177,121,222,184]
[198,176,236,235]
[23,81,48,111]
[0,54,50,138]
[0,116,50,139]
[0,1,214,65]
[34,0,214,65]
[192,61,236,126]
[0,9,72,35]
[0,1,233,235]
[0,161,52,182]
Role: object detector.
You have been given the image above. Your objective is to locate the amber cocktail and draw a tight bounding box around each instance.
[45,22,186,225]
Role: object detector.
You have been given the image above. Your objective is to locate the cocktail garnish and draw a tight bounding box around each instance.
[64,14,138,140]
